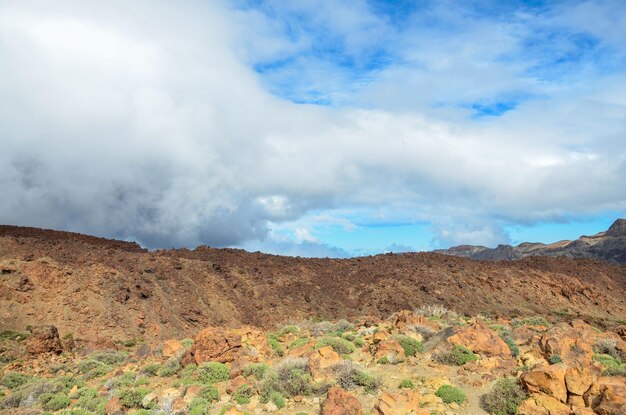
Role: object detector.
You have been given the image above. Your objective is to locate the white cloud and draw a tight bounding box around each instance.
[0,0,624,252]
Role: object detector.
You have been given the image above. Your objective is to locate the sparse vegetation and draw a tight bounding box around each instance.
[197,362,230,384]
[0,330,29,341]
[118,387,150,408]
[548,355,563,365]
[233,384,253,404]
[0,372,31,389]
[481,378,527,415]
[399,379,415,389]
[188,397,210,415]
[243,363,271,380]
[39,392,71,411]
[436,345,478,366]
[259,357,313,400]
[333,361,381,393]
[268,338,285,356]
[394,335,423,356]
[315,336,355,354]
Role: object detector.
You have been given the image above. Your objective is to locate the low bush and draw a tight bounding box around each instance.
[435,385,466,404]
[493,327,520,358]
[157,357,180,377]
[188,397,210,415]
[512,317,551,328]
[437,345,478,366]
[39,392,71,411]
[141,363,160,376]
[289,338,311,349]
[268,338,285,357]
[90,350,127,365]
[481,377,527,415]
[198,385,219,402]
[415,305,458,320]
[548,355,563,365]
[333,361,381,393]
[118,387,150,408]
[594,339,625,362]
[259,357,313,401]
[315,337,355,354]
[0,380,59,409]
[394,335,423,357]
[0,330,29,341]
[233,385,253,404]
[197,362,229,384]
[243,363,270,380]
[270,391,285,409]
[399,379,415,389]
[0,372,31,389]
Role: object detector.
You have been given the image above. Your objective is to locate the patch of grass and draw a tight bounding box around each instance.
[0,372,31,389]
[394,335,424,357]
[481,378,527,415]
[243,363,271,380]
[233,384,253,404]
[39,392,71,411]
[435,385,466,404]
[399,379,415,389]
[198,385,219,402]
[270,391,285,409]
[289,338,311,349]
[188,397,210,415]
[548,355,563,365]
[141,363,160,376]
[197,362,229,384]
[118,387,150,408]
[437,345,478,366]
[377,356,390,364]
[268,338,285,357]
[314,337,355,354]
[0,330,29,342]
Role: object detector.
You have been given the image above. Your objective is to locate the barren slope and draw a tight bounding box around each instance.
[1,225,624,342]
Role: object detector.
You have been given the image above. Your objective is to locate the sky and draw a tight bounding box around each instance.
[1,0,625,257]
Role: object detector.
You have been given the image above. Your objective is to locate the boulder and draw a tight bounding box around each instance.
[105,396,123,415]
[322,387,363,415]
[308,346,342,381]
[540,335,594,368]
[521,364,567,403]
[184,326,243,364]
[518,394,571,415]
[375,389,421,415]
[565,364,599,396]
[374,340,405,363]
[584,376,626,415]
[232,325,271,361]
[162,339,184,358]
[447,322,511,357]
[142,392,158,408]
[226,376,249,394]
[27,325,63,355]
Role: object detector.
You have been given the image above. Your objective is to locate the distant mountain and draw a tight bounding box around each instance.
[435,219,626,265]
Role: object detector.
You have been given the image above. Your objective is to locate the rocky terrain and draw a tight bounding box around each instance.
[435,219,626,265]
[0,225,625,342]
[1,309,624,415]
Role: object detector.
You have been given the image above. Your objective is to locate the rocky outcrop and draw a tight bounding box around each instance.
[26,325,63,355]
[447,322,511,357]
[321,387,363,415]
[308,346,342,381]
[375,389,426,415]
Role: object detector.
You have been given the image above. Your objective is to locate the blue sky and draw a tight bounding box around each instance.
[0,0,625,256]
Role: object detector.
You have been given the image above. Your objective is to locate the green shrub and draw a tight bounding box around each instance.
[481,378,527,415]
[333,361,381,393]
[492,327,520,358]
[377,356,390,364]
[118,387,149,408]
[243,363,271,380]
[198,385,219,402]
[141,363,160,376]
[277,325,299,337]
[270,391,285,409]
[188,397,210,415]
[197,362,229,384]
[268,338,285,357]
[594,354,622,369]
[289,338,311,349]
[157,358,180,377]
[399,379,415,389]
[259,357,312,400]
[394,335,424,357]
[0,330,29,341]
[437,345,477,366]
[548,355,563,365]
[181,363,198,378]
[0,372,30,389]
[90,350,127,365]
[233,385,253,404]
[74,387,103,412]
[39,392,71,411]
[435,385,466,404]
[314,337,355,354]
[181,338,194,348]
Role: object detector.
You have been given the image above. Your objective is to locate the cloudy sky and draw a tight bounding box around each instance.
[1,0,625,257]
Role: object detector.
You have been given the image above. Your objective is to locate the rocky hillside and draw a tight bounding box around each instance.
[0,225,624,343]
[435,219,626,265]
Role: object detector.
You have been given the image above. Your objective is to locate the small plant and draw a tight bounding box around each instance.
[493,327,519,358]
[259,357,313,400]
[181,338,194,348]
[188,397,210,415]
[334,319,354,332]
[0,330,29,341]
[181,363,198,378]
[394,335,424,357]
[277,325,300,337]
[289,338,311,349]
[268,338,285,357]
[243,363,270,380]
[118,387,150,408]
[270,391,285,409]
[415,305,458,320]
[0,372,31,389]
[198,385,219,402]
[39,392,71,411]
[141,363,160,376]
[437,345,478,366]
[435,385,466,404]
[594,339,625,362]
[197,362,229,384]
[90,350,127,365]
[481,377,527,415]
[548,355,563,365]
[233,384,253,404]
[377,356,390,364]
[157,357,180,377]
[315,337,355,354]
[333,361,381,393]
[399,379,415,389]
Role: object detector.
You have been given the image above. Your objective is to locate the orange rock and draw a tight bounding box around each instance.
[162,339,184,358]
[521,364,567,403]
[518,394,570,415]
[322,387,363,415]
[373,331,389,343]
[105,396,123,414]
[226,376,249,394]
[27,325,63,355]
[221,407,245,415]
[374,340,405,363]
[565,364,599,396]
[232,325,270,360]
[540,334,594,368]
[308,346,342,381]
[375,389,421,415]
[185,326,243,364]
[447,322,511,357]
[288,340,317,358]
[584,376,626,415]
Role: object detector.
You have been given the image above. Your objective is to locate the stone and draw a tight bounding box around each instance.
[584,376,626,415]
[221,407,245,415]
[185,326,243,364]
[27,325,63,355]
[308,346,342,381]
[105,396,123,415]
[142,392,158,408]
[540,332,594,368]
[518,394,570,415]
[375,389,421,415]
[227,376,249,394]
[447,322,511,357]
[162,339,184,358]
[521,364,567,403]
[374,340,406,363]
[322,387,363,415]
[565,365,599,396]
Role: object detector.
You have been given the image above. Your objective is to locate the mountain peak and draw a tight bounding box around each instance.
[606,218,626,237]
